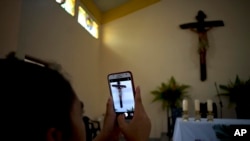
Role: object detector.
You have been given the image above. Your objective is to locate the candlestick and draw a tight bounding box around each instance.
[194,99,200,111]
[207,99,213,112]
[182,111,189,121]
[182,99,188,111]
[194,111,201,121]
[207,111,214,122]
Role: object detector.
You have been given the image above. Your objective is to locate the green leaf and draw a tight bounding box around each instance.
[235,75,240,84]
[152,96,161,102]
[219,85,230,91]
[151,90,160,95]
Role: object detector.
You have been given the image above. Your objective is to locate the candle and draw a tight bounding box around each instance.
[183,99,188,111]
[207,99,213,112]
[194,99,200,111]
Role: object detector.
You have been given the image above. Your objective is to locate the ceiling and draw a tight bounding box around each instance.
[81,0,161,24]
[93,0,129,12]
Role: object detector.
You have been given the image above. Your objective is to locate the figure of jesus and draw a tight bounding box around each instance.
[190,27,212,65]
[190,27,212,54]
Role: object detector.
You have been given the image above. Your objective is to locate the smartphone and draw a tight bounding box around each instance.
[107,71,135,119]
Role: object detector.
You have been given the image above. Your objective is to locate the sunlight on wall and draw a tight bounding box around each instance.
[78,6,99,39]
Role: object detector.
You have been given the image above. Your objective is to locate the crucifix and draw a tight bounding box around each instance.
[112,81,126,108]
[180,10,224,81]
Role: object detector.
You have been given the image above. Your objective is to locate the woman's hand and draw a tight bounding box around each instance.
[117,86,151,141]
[93,97,120,141]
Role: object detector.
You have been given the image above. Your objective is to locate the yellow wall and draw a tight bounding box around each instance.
[0,0,22,58]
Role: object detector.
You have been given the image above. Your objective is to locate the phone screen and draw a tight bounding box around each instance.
[108,72,135,118]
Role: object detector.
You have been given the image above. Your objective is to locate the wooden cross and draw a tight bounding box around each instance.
[180,10,224,81]
[112,81,126,108]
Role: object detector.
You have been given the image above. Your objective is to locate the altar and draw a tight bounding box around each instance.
[173,118,250,141]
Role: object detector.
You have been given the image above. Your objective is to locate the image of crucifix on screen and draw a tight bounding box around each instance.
[112,81,126,108]
[110,80,135,113]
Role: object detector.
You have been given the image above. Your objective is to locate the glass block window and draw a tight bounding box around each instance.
[77,6,99,39]
[56,0,75,16]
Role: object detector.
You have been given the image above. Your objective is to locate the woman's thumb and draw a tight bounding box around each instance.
[117,114,128,132]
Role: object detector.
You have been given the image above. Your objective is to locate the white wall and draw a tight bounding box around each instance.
[100,0,250,138]
[16,0,102,118]
[0,0,22,58]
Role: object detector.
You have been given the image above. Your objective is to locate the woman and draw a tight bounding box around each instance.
[0,57,151,141]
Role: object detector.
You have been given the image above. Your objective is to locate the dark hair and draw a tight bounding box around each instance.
[0,58,76,141]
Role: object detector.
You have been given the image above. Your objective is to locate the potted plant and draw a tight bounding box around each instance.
[219,75,250,119]
[151,76,190,110]
[151,76,190,138]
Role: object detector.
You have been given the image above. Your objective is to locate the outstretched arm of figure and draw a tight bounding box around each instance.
[190,28,198,33]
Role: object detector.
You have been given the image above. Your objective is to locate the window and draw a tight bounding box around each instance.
[78,6,99,39]
[55,0,99,38]
[56,0,75,16]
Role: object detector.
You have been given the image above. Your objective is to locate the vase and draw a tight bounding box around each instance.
[167,106,182,138]
[171,107,182,124]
